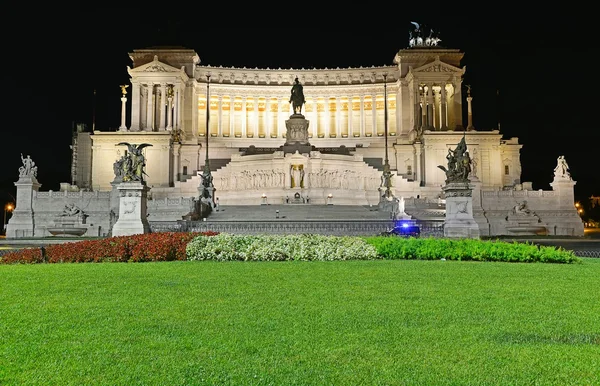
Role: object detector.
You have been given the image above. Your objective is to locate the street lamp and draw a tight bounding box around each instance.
[200,73,215,208]
[381,73,393,199]
[3,202,14,232]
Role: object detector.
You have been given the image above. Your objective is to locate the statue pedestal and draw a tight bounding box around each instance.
[6,176,41,238]
[111,182,150,237]
[442,182,480,239]
[283,114,311,154]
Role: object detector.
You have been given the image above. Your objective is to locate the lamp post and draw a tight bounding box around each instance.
[200,73,215,208]
[381,73,393,199]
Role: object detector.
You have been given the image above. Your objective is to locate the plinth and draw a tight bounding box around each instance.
[442,182,480,239]
[283,114,312,154]
[5,176,41,238]
[111,182,151,237]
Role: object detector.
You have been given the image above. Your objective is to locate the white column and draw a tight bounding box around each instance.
[325,96,331,136]
[254,97,259,137]
[371,93,377,136]
[242,97,247,137]
[172,144,180,182]
[159,83,167,130]
[427,83,434,129]
[230,95,235,137]
[130,81,141,131]
[145,84,153,131]
[167,96,173,130]
[420,86,427,131]
[119,96,127,131]
[360,95,365,136]
[218,96,223,136]
[414,84,421,131]
[312,97,318,137]
[348,96,354,136]
[176,85,183,130]
[441,84,448,130]
[265,98,271,138]
[336,97,341,137]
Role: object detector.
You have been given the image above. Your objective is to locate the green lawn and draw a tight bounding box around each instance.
[1,259,599,385]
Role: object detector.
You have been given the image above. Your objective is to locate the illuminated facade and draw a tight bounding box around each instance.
[80,45,523,205]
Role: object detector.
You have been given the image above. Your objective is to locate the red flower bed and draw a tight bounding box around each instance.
[0,231,219,264]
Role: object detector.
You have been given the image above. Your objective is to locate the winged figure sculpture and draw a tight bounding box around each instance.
[114,142,153,182]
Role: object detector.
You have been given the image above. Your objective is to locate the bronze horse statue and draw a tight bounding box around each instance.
[289,77,305,115]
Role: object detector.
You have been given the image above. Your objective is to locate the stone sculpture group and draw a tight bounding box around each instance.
[113,143,153,183]
[437,136,472,184]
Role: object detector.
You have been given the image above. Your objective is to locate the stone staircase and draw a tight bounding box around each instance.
[363,157,384,171]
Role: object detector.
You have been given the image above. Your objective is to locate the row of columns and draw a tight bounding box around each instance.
[127,82,183,132]
[200,94,398,138]
[414,82,461,131]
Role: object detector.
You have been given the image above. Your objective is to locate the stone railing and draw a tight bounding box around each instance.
[150,219,445,237]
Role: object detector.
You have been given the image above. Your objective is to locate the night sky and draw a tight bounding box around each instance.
[2,9,598,213]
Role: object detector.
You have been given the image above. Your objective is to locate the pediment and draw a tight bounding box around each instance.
[412,57,464,74]
[128,55,182,73]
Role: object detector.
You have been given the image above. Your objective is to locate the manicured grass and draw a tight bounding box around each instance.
[1,259,599,385]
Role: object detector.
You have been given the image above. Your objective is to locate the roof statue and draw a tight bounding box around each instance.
[120,84,129,96]
[409,22,442,48]
[18,153,38,179]
[553,155,572,180]
[113,143,153,183]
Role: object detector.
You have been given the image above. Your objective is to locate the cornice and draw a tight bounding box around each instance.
[194,66,399,87]
[194,83,401,98]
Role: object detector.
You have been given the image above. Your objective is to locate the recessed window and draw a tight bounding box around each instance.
[504,165,510,175]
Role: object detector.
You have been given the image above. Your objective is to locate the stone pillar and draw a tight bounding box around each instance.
[420,87,427,131]
[440,84,448,130]
[549,178,584,236]
[360,95,365,136]
[111,182,151,237]
[119,96,128,131]
[312,98,318,137]
[176,85,182,130]
[242,97,247,137]
[442,182,480,239]
[325,96,331,136]
[335,97,341,137]
[166,95,173,130]
[414,142,422,186]
[265,98,271,138]
[5,176,41,238]
[172,143,181,183]
[159,83,167,130]
[371,94,377,136]
[413,84,420,131]
[348,96,354,136]
[427,84,434,129]
[145,84,154,131]
[466,94,475,131]
[130,81,141,131]
[218,96,223,136]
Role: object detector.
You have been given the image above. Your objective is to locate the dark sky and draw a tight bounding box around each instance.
[1,9,598,211]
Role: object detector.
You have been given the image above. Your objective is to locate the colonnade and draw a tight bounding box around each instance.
[413,82,461,132]
[129,82,184,132]
[198,93,398,139]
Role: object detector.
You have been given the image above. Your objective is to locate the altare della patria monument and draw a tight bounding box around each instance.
[5,24,584,239]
